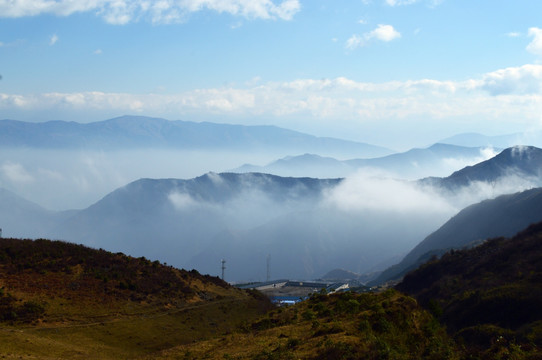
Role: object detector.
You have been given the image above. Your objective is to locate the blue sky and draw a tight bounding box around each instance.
[1,0,542,149]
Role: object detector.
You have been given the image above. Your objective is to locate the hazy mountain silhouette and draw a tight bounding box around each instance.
[233,143,493,179]
[49,171,446,281]
[420,145,542,191]
[0,188,75,238]
[439,131,542,148]
[51,173,347,278]
[373,187,542,285]
[0,116,392,158]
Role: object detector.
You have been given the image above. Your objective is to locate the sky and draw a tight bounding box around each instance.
[1,0,542,149]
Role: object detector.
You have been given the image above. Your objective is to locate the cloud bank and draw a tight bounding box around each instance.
[2,64,542,131]
[0,0,301,24]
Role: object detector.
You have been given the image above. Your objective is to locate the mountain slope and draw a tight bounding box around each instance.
[0,237,272,359]
[396,221,542,358]
[151,289,457,359]
[0,188,75,238]
[50,171,450,281]
[420,145,542,190]
[373,187,542,285]
[0,116,392,158]
[51,173,346,278]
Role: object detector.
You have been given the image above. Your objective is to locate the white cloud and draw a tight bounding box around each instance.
[346,24,401,50]
[169,192,199,210]
[527,27,542,56]
[324,171,454,214]
[385,0,418,6]
[506,31,521,38]
[367,24,401,42]
[49,34,58,46]
[94,49,103,54]
[2,64,542,139]
[345,34,364,50]
[478,64,542,95]
[385,0,443,7]
[0,0,301,24]
[1,162,34,183]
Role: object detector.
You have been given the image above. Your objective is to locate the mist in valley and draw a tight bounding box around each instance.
[1,144,541,282]
[0,148,282,211]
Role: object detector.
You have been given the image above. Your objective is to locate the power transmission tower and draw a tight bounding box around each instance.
[221,259,226,281]
[266,254,271,282]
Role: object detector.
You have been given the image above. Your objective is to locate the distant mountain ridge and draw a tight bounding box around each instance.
[233,143,494,179]
[46,170,452,281]
[373,186,542,285]
[0,188,75,238]
[0,115,392,158]
[440,131,542,148]
[3,146,542,282]
[370,146,542,285]
[50,173,351,280]
[420,145,542,190]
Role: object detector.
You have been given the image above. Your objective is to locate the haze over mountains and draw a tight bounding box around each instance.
[0,116,391,210]
[374,186,542,285]
[439,131,542,149]
[0,116,391,158]
[234,143,498,179]
[1,116,542,282]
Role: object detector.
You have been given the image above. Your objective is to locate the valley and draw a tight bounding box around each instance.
[3,118,542,282]
[1,116,542,358]
[4,2,542,357]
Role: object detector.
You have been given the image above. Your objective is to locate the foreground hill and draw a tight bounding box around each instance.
[150,289,457,359]
[396,221,542,359]
[0,116,391,158]
[0,238,272,359]
[373,187,542,285]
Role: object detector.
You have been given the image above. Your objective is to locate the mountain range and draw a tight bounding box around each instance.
[371,146,542,285]
[420,145,542,191]
[372,186,542,285]
[233,143,495,179]
[439,131,542,148]
[2,144,542,282]
[0,115,392,158]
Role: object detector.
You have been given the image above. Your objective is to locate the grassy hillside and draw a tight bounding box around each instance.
[0,238,272,359]
[396,221,542,359]
[152,289,458,359]
[5,227,542,359]
[0,237,458,359]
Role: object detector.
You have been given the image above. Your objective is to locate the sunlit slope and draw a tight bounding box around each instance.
[148,289,458,360]
[0,238,272,359]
